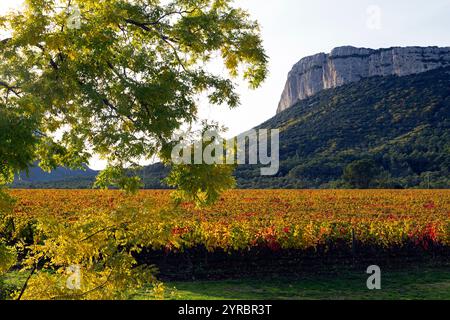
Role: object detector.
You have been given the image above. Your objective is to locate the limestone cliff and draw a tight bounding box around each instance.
[277,46,450,113]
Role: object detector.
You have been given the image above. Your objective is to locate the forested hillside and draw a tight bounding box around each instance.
[237,67,450,189]
[12,68,450,189]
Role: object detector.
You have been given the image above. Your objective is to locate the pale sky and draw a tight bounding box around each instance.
[1,0,450,169]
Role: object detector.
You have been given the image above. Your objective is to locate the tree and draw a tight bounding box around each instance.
[343,159,380,189]
[0,0,267,194]
[0,0,267,299]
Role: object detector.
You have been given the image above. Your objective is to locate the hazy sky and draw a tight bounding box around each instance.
[1,0,450,169]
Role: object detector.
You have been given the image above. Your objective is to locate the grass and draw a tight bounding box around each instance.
[140,266,450,300]
[3,266,450,300]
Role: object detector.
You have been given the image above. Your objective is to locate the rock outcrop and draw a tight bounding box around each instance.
[277,46,450,113]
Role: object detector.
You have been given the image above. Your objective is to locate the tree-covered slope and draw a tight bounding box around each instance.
[11,67,450,189]
[236,67,450,189]
[11,162,170,189]
[12,163,98,189]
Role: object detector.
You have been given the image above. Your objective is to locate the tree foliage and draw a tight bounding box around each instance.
[0,188,16,276]
[0,0,267,299]
[164,122,236,206]
[343,159,380,189]
[0,109,37,184]
[0,0,267,192]
[13,201,167,300]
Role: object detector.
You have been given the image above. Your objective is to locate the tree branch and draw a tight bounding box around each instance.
[17,263,38,300]
[133,9,199,27]
[123,18,179,43]
[0,81,21,97]
[50,271,113,300]
[160,37,188,72]
[81,221,131,242]
[101,97,137,125]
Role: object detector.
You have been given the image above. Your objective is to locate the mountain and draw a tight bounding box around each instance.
[237,66,450,189]
[11,47,450,190]
[12,164,99,189]
[277,46,450,113]
[11,162,171,189]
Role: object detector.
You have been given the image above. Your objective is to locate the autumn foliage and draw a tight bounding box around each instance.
[9,189,450,252]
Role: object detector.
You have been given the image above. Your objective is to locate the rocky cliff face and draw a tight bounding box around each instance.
[277,46,450,113]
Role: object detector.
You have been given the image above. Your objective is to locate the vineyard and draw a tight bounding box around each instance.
[9,189,450,253]
[0,188,448,299]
